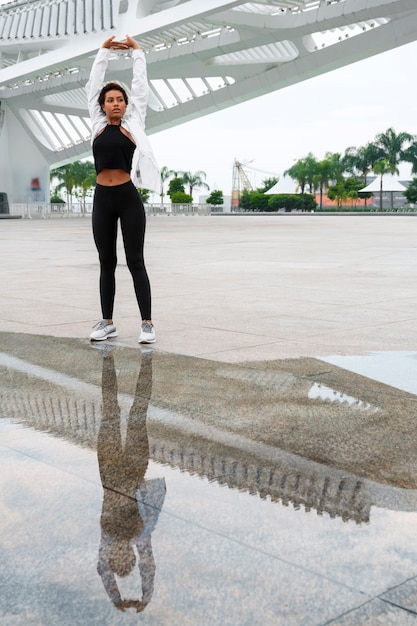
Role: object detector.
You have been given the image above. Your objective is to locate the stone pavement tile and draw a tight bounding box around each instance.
[156,307,352,337]
[380,577,417,614]
[4,216,417,360]
[151,509,369,626]
[327,598,417,625]
[1,320,96,341]
[0,445,107,626]
[0,425,369,626]
[157,458,417,599]
[300,321,417,356]
[120,321,281,358]
[3,299,96,326]
[197,341,303,362]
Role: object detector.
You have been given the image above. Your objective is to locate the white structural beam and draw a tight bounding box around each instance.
[0,0,417,203]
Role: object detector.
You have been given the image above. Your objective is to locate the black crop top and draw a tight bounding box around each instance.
[93,124,136,175]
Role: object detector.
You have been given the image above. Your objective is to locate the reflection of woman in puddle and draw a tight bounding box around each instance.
[96,350,165,612]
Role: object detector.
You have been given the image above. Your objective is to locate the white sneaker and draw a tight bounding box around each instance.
[90,320,118,341]
[139,321,156,343]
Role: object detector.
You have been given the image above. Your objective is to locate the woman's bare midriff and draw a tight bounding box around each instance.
[96,169,131,186]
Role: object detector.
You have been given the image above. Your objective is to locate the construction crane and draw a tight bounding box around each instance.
[231,159,278,209]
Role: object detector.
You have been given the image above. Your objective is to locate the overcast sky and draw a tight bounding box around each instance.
[149,39,417,199]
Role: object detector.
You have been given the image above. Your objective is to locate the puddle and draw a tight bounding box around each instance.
[2,332,417,624]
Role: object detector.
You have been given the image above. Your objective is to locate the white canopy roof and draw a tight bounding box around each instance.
[265,175,298,194]
[359,174,407,193]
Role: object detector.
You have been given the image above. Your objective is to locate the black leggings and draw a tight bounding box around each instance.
[92,181,151,320]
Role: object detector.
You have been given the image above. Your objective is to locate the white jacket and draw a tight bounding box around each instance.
[86,47,160,193]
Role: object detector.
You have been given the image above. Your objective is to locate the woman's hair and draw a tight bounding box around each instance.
[98,82,129,112]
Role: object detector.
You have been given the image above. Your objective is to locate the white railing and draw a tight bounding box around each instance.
[9,203,92,218]
[146,203,212,216]
[9,202,215,218]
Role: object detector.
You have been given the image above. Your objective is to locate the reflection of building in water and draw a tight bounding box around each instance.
[2,386,370,524]
[149,433,369,524]
[2,346,417,526]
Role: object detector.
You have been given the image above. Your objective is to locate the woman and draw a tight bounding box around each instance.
[86,35,160,343]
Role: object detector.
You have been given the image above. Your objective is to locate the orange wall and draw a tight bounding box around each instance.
[315,193,373,208]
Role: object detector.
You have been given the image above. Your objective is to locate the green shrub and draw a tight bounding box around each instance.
[267,193,316,212]
[171,191,193,204]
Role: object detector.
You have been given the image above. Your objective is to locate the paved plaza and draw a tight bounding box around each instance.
[2,214,417,625]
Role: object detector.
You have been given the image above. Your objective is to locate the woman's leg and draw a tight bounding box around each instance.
[119,183,152,321]
[92,185,118,320]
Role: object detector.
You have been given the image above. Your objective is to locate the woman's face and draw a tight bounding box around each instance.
[102,89,127,121]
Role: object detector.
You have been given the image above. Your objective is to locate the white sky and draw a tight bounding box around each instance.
[149,40,417,199]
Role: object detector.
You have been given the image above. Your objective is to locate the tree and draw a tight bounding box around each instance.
[373,159,391,210]
[51,161,96,211]
[343,143,381,207]
[51,164,78,205]
[326,178,363,209]
[257,177,278,193]
[238,190,269,211]
[247,192,269,212]
[327,182,348,208]
[50,193,65,204]
[326,152,346,183]
[138,188,151,203]
[285,154,316,194]
[344,143,381,183]
[303,154,319,193]
[404,178,417,205]
[181,170,209,197]
[160,165,174,207]
[374,127,413,175]
[167,177,185,197]
[402,141,417,176]
[239,189,251,211]
[72,161,96,215]
[313,157,332,210]
[206,190,224,205]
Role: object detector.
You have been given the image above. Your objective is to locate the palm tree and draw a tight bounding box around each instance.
[344,143,380,184]
[402,140,417,176]
[160,166,174,209]
[285,153,317,194]
[311,152,346,210]
[51,161,95,213]
[51,164,78,206]
[74,161,96,215]
[181,170,209,198]
[343,143,381,208]
[313,157,332,210]
[327,152,346,183]
[373,159,391,210]
[374,127,413,175]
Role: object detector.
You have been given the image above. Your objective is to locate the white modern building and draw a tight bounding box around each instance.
[1,0,417,204]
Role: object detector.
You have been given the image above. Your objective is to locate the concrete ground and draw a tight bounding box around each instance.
[3,214,417,360]
[2,214,417,625]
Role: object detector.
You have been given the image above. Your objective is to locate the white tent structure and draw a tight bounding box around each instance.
[265,176,298,195]
[359,174,407,193]
[359,174,408,210]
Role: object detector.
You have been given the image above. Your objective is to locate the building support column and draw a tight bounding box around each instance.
[0,102,50,205]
